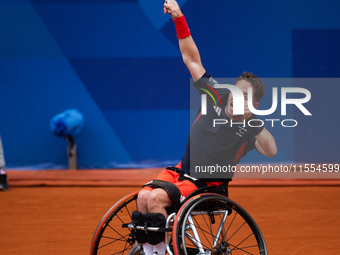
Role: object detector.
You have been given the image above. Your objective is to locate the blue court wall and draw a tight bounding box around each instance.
[0,0,339,169]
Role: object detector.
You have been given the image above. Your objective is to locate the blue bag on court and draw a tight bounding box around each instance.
[50,109,84,137]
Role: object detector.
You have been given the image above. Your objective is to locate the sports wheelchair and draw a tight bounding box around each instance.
[90,182,268,255]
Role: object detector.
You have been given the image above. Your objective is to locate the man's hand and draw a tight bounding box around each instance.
[232,101,252,120]
[164,0,182,19]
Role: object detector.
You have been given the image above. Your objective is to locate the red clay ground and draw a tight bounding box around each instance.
[1,170,340,254]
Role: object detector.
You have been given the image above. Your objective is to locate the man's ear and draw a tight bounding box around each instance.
[253,102,259,109]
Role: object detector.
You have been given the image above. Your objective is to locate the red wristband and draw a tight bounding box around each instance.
[174,15,191,39]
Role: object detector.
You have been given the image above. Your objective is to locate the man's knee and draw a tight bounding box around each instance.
[137,189,151,208]
[147,188,171,212]
[137,189,151,204]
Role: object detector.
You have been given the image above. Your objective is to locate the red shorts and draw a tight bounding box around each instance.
[143,169,198,199]
[143,163,223,201]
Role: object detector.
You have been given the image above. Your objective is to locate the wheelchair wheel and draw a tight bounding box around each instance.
[172,193,267,255]
[90,190,140,255]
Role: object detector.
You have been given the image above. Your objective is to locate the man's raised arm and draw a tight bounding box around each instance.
[164,1,206,81]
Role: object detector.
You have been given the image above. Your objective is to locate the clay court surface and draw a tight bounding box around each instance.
[1,169,340,254]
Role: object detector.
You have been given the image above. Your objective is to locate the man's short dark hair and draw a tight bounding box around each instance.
[237,71,265,102]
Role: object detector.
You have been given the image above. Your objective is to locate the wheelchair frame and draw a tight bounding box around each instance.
[90,186,268,255]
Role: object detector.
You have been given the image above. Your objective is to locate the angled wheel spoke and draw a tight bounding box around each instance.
[228,221,247,241]
[230,244,261,254]
[98,233,131,249]
[107,223,129,242]
[192,214,212,248]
